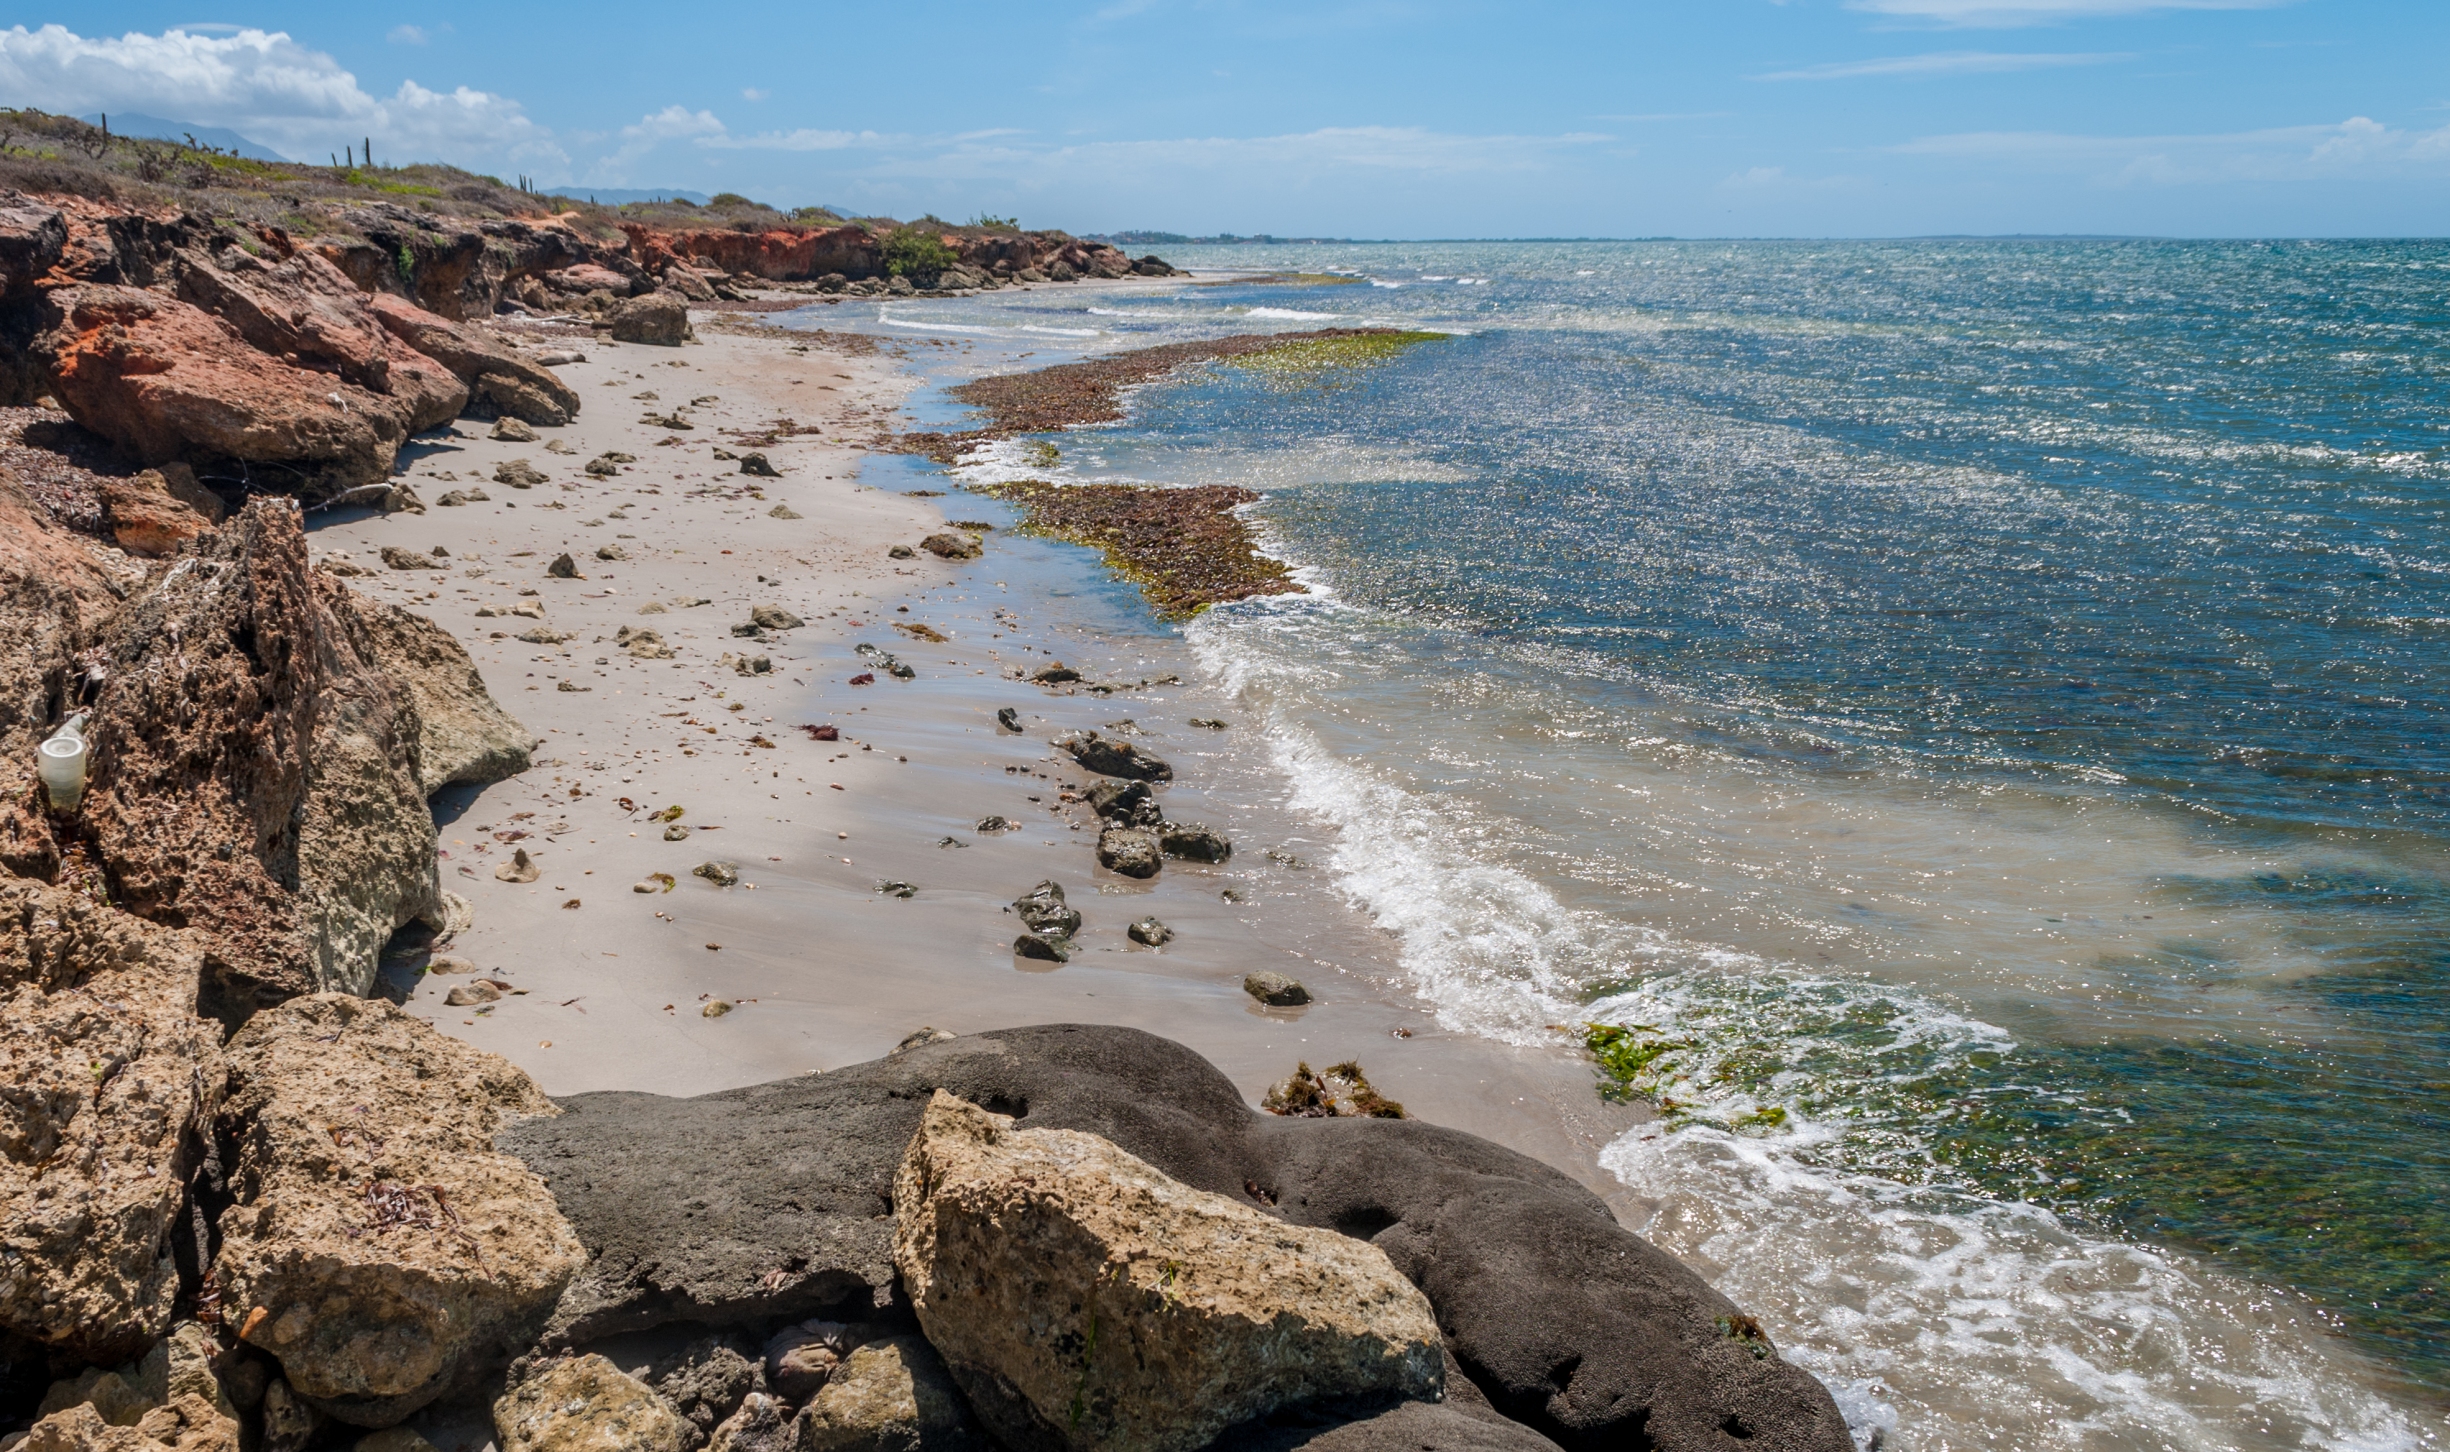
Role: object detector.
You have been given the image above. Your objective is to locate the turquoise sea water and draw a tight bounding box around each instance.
[829,240,2450,1449]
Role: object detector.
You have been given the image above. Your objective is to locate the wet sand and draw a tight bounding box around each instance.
[311,296,1642,1212]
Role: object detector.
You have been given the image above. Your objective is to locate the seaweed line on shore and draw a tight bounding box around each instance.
[972,479,1303,617]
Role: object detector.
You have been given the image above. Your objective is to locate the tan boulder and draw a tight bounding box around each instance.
[892,1091,1443,1452]
[215,995,582,1427]
[378,339,471,434]
[608,293,691,347]
[40,284,411,500]
[19,1395,239,1452]
[491,1355,690,1452]
[337,594,534,791]
[794,1336,982,1452]
[0,882,225,1363]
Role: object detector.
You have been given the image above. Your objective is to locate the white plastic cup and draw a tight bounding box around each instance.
[37,715,89,811]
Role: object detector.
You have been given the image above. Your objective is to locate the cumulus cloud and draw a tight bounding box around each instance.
[1894,116,2450,183]
[1756,50,2131,80]
[0,24,560,169]
[1849,0,2285,24]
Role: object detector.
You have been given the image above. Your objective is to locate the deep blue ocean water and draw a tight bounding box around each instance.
[823,240,2450,1449]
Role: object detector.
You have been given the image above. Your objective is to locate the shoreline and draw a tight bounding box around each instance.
[311,289,1650,1212]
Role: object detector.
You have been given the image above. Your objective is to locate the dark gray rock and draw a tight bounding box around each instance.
[739,453,780,478]
[1063,730,1174,781]
[1009,880,1080,939]
[1096,825,1162,879]
[499,1026,1853,1452]
[1012,933,1071,963]
[1086,778,1160,825]
[995,706,1022,733]
[1128,916,1173,947]
[1244,972,1311,1007]
[1162,822,1233,863]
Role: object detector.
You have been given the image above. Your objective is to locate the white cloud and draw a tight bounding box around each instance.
[740,87,767,102]
[0,24,559,169]
[1849,0,2285,25]
[1895,115,2450,183]
[1757,50,2131,80]
[700,127,873,152]
[386,25,427,45]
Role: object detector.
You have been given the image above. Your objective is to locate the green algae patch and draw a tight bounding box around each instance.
[1229,329,1449,382]
[897,328,1433,464]
[972,480,1304,618]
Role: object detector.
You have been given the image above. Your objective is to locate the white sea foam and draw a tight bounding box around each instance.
[1241,306,1344,321]
[1185,599,2447,1452]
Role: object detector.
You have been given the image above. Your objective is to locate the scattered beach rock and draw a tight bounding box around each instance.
[893,1027,958,1055]
[918,532,980,560]
[994,706,1021,732]
[733,654,772,676]
[436,490,472,506]
[496,848,540,883]
[380,546,442,571]
[974,815,1013,833]
[1190,717,1230,730]
[876,881,917,900]
[494,459,548,489]
[490,417,538,442]
[739,453,780,478]
[1128,916,1173,947]
[617,627,675,659]
[1161,822,1234,863]
[703,1000,734,1018]
[694,861,740,887]
[1243,972,1312,1008]
[1096,825,1162,879]
[515,626,573,645]
[768,504,801,519]
[492,1356,688,1452]
[545,553,580,579]
[215,995,583,1426]
[750,604,804,630]
[1028,662,1080,685]
[663,823,691,841]
[1010,880,1081,939]
[1063,730,1175,781]
[1086,778,1159,825]
[428,955,477,974]
[595,544,627,561]
[1263,1060,1397,1118]
[1012,933,1071,963]
[794,1337,981,1452]
[444,981,501,1006]
[886,545,915,560]
[892,1091,1443,1452]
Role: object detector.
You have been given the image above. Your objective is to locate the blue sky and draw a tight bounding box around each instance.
[5,2,2446,237]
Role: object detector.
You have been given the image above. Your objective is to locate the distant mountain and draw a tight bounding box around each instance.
[79,113,288,162]
[539,187,713,206]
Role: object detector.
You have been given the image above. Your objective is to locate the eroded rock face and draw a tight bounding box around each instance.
[215,995,583,1427]
[69,501,442,1002]
[100,471,217,558]
[0,193,69,295]
[40,285,410,498]
[173,247,392,392]
[492,1355,689,1452]
[0,882,225,1363]
[366,295,580,425]
[895,1091,1441,1452]
[503,1026,1853,1452]
[340,595,534,792]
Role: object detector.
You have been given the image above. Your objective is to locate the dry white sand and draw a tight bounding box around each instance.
[313,300,1643,1211]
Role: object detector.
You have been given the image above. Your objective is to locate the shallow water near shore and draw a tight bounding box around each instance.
[798,242,2450,1449]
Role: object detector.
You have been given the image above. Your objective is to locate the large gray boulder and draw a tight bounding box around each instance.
[500,1026,1853,1452]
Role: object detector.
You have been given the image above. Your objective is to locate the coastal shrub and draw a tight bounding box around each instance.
[882,227,959,280]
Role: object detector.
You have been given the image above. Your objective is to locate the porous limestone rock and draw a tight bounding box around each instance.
[366,295,580,424]
[1094,825,1160,880]
[340,595,534,792]
[215,995,583,1427]
[793,1337,982,1452]
[609,293,692,347]
[491,1355,689,1452]
[891,1091,1443,1452]
[100,471,217,557]
[0,881,225,1362]
[19,1395,240,1452]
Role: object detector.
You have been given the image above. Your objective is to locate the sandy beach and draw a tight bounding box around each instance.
[309,294,1645,1215]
